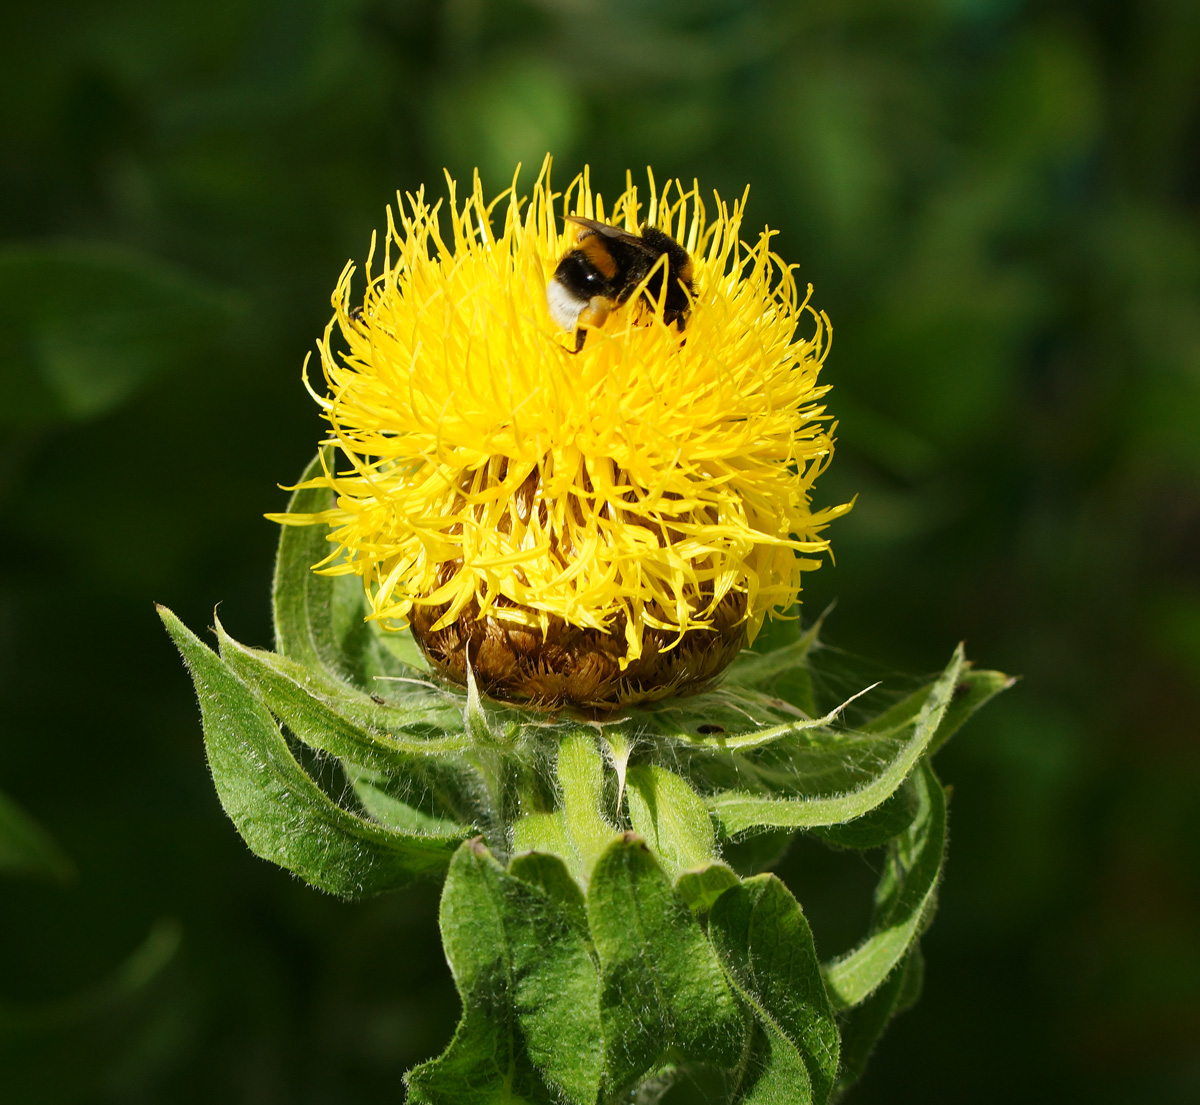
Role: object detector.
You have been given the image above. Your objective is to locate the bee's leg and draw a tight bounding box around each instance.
[666,310,689,347]
[569,298,612,354]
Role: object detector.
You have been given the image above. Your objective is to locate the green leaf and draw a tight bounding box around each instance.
[555,732,619,884]
[701,646,963,836]
[820,761,946,1009]
[216,617,470,757]
[587,834,744,1096]
[929,667,1015,754]
[626,764,718,879]
[159,605,462,897]
[349,766,473,839]
[722,616,823,708]
[508,851,591,937]
[830,948,924,1103]
[0,243,237,427]
[272,452,431,692]
[216,618,481,839]
[623,682,831,743]
[463,663,523,750]
[709,875,839,1105]
[810,775,919,850]
[855,664,1012,752]
[0,790,74,883]
[512,811,572,861]
[674,862,740,915]
[405,841,602,1105]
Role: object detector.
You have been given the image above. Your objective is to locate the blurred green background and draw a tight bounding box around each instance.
[2,0,1197,1101]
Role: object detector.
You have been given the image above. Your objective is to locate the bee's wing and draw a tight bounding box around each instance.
[565,216,658,253]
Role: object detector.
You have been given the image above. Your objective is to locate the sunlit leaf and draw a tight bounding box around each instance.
[626,764,718,879]
[405,841,602,1105]
[674,862,740,915]
[710,875,839,1104]
[821,762,946,1008]
[159,605,462,896]
[216,616,470,756]
[555,732,620,885]
[700,646,963,835]
[587,834,744,1096]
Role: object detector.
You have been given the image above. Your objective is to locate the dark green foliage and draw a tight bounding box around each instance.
[0,244,237,428]
[0,921,182,1103]
[831,950,924,1104]
[0,790,74,883]
[155,486,1005,1101]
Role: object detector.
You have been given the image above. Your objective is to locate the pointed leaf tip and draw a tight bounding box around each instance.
[162,607,461,897]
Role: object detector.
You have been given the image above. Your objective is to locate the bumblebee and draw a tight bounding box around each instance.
[547,216,694,352]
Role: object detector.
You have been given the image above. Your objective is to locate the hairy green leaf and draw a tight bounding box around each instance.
[406,841,602,1105]
[348,766,474,839]
[710,875,839,1105]
[702,646,963,835]
[623,682,833,744]
[216,618,469,757]
[674,862,740,915]
[626,764,718,879]
[512,811,572,861]
[508,851,590,936]
[929,668,1014,754]
[556,732,620,884]
[159,605,461,896]
[587,834,744,1096]
[722,617,823,713]
[830,948,924,1102]
[821,761,946,1008]
[269,452,340,674]
[810,775,919,850]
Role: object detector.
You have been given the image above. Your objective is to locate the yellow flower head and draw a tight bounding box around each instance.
[273,159,850,706]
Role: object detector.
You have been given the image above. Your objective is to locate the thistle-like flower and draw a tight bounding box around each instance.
[271,159,850,708]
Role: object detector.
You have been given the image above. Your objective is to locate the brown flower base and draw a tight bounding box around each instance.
[409,593,748,711]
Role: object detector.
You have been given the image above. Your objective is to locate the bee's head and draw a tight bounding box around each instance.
[548,251,612,331]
